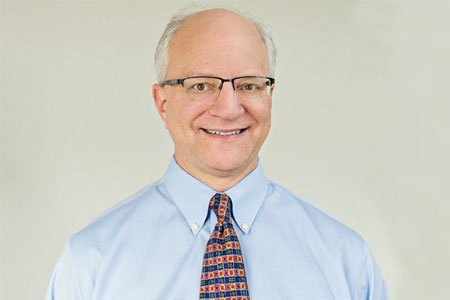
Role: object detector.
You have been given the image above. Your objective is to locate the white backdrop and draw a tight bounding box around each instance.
[1,0,449,299]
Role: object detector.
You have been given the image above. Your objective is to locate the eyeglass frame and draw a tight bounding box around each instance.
[161,75,275,91]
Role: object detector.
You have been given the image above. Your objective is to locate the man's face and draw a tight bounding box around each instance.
[153,10,273,184]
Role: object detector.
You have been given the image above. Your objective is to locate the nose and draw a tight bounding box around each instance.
[209,81,245,120]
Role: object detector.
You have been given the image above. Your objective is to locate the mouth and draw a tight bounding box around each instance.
[201,128,247,136]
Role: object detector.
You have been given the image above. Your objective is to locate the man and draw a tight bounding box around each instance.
[46,7,388,300]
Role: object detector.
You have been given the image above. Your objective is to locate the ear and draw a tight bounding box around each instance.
[152,83,168,126]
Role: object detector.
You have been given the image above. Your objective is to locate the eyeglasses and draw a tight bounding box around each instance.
[161,76,275,100]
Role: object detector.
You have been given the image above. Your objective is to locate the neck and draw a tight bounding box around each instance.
[174,156,258,192]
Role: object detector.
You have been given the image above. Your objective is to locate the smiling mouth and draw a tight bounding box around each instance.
[202,128,246,136]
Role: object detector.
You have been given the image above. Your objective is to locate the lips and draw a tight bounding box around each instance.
[202,128,246,136]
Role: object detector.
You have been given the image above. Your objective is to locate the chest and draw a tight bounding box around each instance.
[89,224,352,300]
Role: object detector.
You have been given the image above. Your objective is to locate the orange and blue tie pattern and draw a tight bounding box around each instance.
[199,193,250,300]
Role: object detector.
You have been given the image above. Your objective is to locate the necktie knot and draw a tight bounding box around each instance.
[209,193,232,224]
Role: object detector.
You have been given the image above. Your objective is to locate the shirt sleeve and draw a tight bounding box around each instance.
[352,243,389,300]
[45,242,84,300]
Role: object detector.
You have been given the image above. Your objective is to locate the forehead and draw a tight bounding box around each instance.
[166,9,269,78]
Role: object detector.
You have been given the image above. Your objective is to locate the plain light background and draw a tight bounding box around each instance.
[1,0,449,299]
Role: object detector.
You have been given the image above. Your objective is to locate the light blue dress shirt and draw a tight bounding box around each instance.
[46,158,388,300]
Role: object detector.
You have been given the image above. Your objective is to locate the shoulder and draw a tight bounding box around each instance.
[69,179,172,256]
[265,181,386,295]
[265,180,367,257]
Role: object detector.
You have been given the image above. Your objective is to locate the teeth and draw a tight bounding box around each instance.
[204,129,242,136]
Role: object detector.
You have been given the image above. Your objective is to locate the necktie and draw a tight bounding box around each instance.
[199,193,250,300]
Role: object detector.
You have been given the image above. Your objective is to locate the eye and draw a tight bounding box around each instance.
[183,78,219,95]
[193,83,208,91]
[238,82,262,92]
[243,84,258,91]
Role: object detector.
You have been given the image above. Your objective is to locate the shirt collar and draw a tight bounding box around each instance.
[163,157,269,236]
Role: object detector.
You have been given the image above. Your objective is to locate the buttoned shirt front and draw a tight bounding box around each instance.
[46,158,388,299]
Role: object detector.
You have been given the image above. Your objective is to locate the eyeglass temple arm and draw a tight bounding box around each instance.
[161,79,184,86]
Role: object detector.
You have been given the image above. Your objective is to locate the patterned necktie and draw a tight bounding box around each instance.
[199,193,250,300]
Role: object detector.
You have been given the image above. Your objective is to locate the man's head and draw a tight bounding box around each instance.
[152,8,276,191]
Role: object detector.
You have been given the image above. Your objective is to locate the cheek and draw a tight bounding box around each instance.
[165,98,207,134]
[249,102,271,126]
[164,99,186,136]
[251,104,272,143]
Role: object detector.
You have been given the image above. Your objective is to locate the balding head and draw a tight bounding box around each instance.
[154,7,276,83]
[166,9,269,81]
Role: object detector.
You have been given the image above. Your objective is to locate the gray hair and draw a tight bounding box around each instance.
[154,6,277,83]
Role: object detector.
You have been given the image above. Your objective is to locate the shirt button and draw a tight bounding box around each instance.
[191,224,199,231]
[242,223,249,230]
